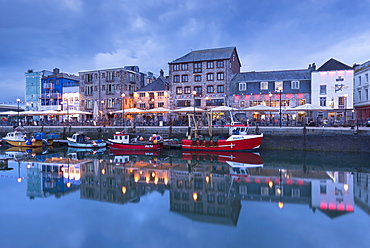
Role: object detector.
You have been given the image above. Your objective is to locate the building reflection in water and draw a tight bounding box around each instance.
[26,156,87,199]
[354,171,370,215]
[12,148,364,225]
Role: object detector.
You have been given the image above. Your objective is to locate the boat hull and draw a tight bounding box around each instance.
[5,139,54,148]
[67,139,107,148]
[109,142,163,151]
[182,134,263,152]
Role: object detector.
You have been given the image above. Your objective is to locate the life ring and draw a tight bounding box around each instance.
[97,127,102,132]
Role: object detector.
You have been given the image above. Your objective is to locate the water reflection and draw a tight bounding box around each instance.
[1,146,369,226]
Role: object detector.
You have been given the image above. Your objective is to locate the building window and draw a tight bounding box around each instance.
[206,99,224,106]
[217,85,224,93]
[275,81,283,91]
[173,75,180,83]
[116,71,120,77]
[107,98,114,108]
[107,71,114,81]
[359,76,362,85]
[260,82,268,90]
[176,87,183,94]
[86,100,93,109]
[158,92,164,97]
[181,64,188,70]
[358,90,362,102]
[85,74,93,82]
[173,64,180,71]
[338,96,345,108]
[184,86,191,94]
[158,102,164,107]
[291,81,300,89]
[217,61,224,68]
[194,86,202,94]
[320,85,327,95]
[85,86,93,95]
[195,75,201,82]
[107,84,115,94]
[207,73,214,81]
[182,75,188,82]
[207,61,214,69]
[239,83,246,91]
[207,85,214,93]
[194,62,202,73]
[139,93,145,98]
[366,73,369,83]
[261,187,269,196]
[217,72,224,80]
[291,188,300,197]
[177,100,191,107]
[320,97,326,106]
[139,103,146,109]
[129,73,135,82]
[240,100,245,108]
[365,89,369,101]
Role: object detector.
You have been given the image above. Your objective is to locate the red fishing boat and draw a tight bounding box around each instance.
[108,132,163,151]
[182,126,263,152]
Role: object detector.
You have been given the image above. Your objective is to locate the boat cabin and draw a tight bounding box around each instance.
[112,132,130,144]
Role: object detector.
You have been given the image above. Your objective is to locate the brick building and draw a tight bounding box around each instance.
[168,47,241,110]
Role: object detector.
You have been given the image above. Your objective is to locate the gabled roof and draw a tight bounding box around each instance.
[170,46,239,64]
[317,58,353,71]
[231,69,311,82]
[136,76,169,92]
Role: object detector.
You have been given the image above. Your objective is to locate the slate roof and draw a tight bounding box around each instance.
[231,69,311,82]
[170,46,238,64]
[136,76,169,92]
[317,58,353,71]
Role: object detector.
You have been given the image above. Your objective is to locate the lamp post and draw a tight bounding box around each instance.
[16,98,20,126]
[269,93,272,124]
[121,93,125,128]
[278,87,282,128]
[344,94,348,126]
[192,90,197,125]
[101,100,104,122]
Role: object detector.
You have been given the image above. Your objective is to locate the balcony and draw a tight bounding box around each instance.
[43,83,54,89]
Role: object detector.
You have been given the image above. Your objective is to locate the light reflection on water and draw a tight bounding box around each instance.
[0,146,369,247]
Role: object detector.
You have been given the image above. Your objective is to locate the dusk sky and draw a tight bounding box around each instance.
[1,0,370,104]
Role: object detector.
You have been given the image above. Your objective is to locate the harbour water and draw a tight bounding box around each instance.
[0,146,369,248]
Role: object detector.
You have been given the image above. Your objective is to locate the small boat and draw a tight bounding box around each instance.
[67,132,106,148]
[107,131,163,151]
[3,126,57,148]
[182,125,263,152]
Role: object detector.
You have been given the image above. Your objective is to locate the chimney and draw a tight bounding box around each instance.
[160,69,164,77]
[53,68,60,74]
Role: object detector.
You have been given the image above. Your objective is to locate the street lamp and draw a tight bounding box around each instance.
[101,100,104,121]
[269,93,272,124]
[192,90,197,125]
[16,98,20,126]
[278,87,283,128]
[121,93,125,128]
[344,94,348,126]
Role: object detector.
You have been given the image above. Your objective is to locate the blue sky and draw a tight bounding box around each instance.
[1,0,370,104]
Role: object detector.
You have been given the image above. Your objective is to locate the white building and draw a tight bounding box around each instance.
[311,58,354,124]
[353,60,370,122]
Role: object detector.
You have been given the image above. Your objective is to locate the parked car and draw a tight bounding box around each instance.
[366,118,370,127]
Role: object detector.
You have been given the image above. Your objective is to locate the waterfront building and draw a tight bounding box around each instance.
[78,66,147,121]
[229,66,313,122]
[168,47,241,110]
[311,58,354,124]
[25,69,54,111]
[40,68,79,111]
[353,60,370,121]
[134,70,169,110]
